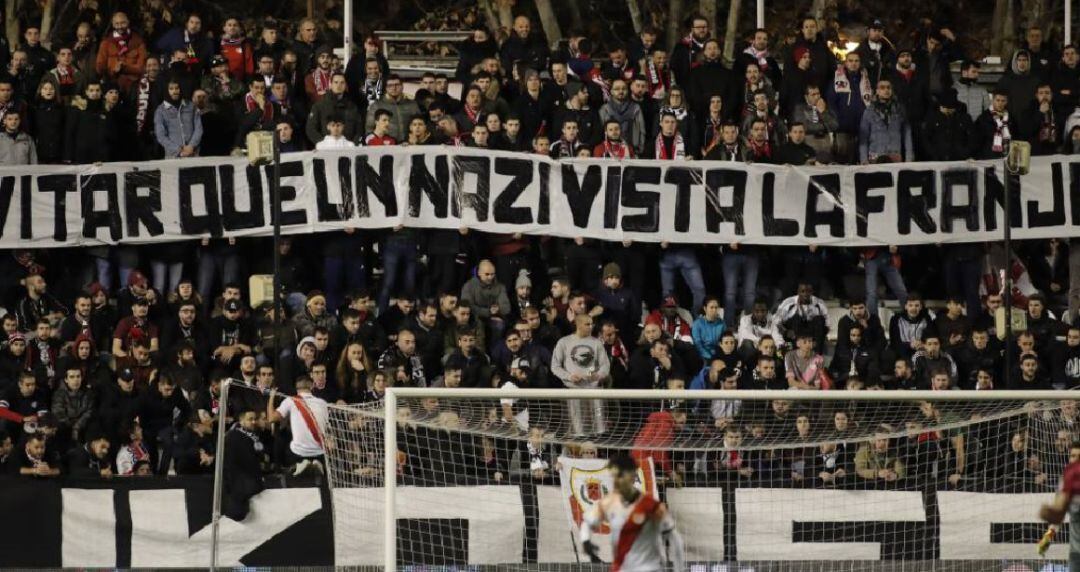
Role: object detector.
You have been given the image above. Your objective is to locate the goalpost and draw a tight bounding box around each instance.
[215,386,1080,570]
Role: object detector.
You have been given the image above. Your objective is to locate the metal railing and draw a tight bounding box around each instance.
[377,30,473,75]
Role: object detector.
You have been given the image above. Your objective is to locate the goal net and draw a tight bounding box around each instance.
[319,388,1079,571]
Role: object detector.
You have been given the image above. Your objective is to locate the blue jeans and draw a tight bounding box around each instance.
[378,237,418,312]
[722,252,759,323]
[660,247,706,312]
[324,255,366,312]
[198,247,241,300]
[865,252,908,311]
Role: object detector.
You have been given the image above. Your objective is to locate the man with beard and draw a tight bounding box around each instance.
[378,330,428,388]
[223,409,266,520]
[111,298,159,359]
[209,299,257,371]
[95,12,147,92]
[15,271,65,331]
[670,14,709,87]
[58,293,110,352]
[599,78,646,155]
[829,324,881,387]
[66,433,113,477]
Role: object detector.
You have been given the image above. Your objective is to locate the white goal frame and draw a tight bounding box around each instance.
[378,387,1080,571]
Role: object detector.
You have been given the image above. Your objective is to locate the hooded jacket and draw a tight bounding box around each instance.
[996,50,1042,117]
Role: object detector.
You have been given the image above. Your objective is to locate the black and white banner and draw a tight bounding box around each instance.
[3,149,1079,248]
[7,476,1068,567]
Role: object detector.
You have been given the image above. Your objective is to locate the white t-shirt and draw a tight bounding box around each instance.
[316,136,356,150]
[276,392,329,458]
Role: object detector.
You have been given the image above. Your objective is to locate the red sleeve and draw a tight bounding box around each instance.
[1061,463,1080,497]
[0,408,24,423]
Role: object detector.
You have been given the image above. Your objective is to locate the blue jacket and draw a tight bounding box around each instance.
[858,100,913,163]
[691,316,725,360]
[826,68,870,134]
[154,27,215,69]
[154,100,203,157]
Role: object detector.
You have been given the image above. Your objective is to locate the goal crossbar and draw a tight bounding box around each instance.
[377,387,1080,570]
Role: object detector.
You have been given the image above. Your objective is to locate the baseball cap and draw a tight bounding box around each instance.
[223,299,242,313]
[210,55,228,67]
[119,368,135,382]
[869,19,885,30]
[661,295,679,308]
[510,357,531,371]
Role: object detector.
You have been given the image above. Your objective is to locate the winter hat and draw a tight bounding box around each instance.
[515,269,532,289]
[296,336,317,356]
[603,262,622,280]
[793,46,810,63]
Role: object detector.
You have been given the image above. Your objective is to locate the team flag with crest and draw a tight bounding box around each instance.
[557,455,658,559]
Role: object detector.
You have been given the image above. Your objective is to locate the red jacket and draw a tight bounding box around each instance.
[219,39,254,80]
[632,411,677,473]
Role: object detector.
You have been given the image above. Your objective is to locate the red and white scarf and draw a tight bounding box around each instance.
[646,59,671,100]
[597,139,632,159]
[54,64,75,86]
[463,103,481,126]
[112,29,132,56]
[654,132,685,160]
[311,67,332,95]
[245,92,273,123]
[991,108,1011,153]
[832,64,872,108]
[743,45,772,72]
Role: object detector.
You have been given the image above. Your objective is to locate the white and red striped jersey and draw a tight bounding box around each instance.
[595,493,673,571]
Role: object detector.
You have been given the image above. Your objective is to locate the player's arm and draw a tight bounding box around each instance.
[580,498,605,563]
[656,502,685,572]
[1040,491,1071,524]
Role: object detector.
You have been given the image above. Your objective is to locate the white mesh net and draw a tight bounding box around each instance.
[279,389,1080,570]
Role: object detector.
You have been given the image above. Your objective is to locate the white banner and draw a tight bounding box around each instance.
[4,149,1078,248]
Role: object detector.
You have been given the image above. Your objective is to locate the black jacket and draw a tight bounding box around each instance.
[920,107,974,161]
[688,58,737,121]
[222,427,265,520]
[29,98,65,163]
[64,98,119,163]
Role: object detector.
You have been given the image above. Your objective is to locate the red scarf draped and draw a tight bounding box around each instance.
[113,29,132,56]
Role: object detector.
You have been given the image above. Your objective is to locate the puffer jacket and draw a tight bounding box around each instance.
[0,130,36,165]
[52,384,95,439]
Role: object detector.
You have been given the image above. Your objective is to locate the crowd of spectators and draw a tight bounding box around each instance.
[0,4,1077,498]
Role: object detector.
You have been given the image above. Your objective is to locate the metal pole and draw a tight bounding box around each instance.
[1068,0,1074,46]
[1003,163,1014,382]
[271,135,283,389]
[387,387,1080,402]
[383,390,398,571]
[343,0,353,67]
[209,379,232,571]
[756,0,765,29]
